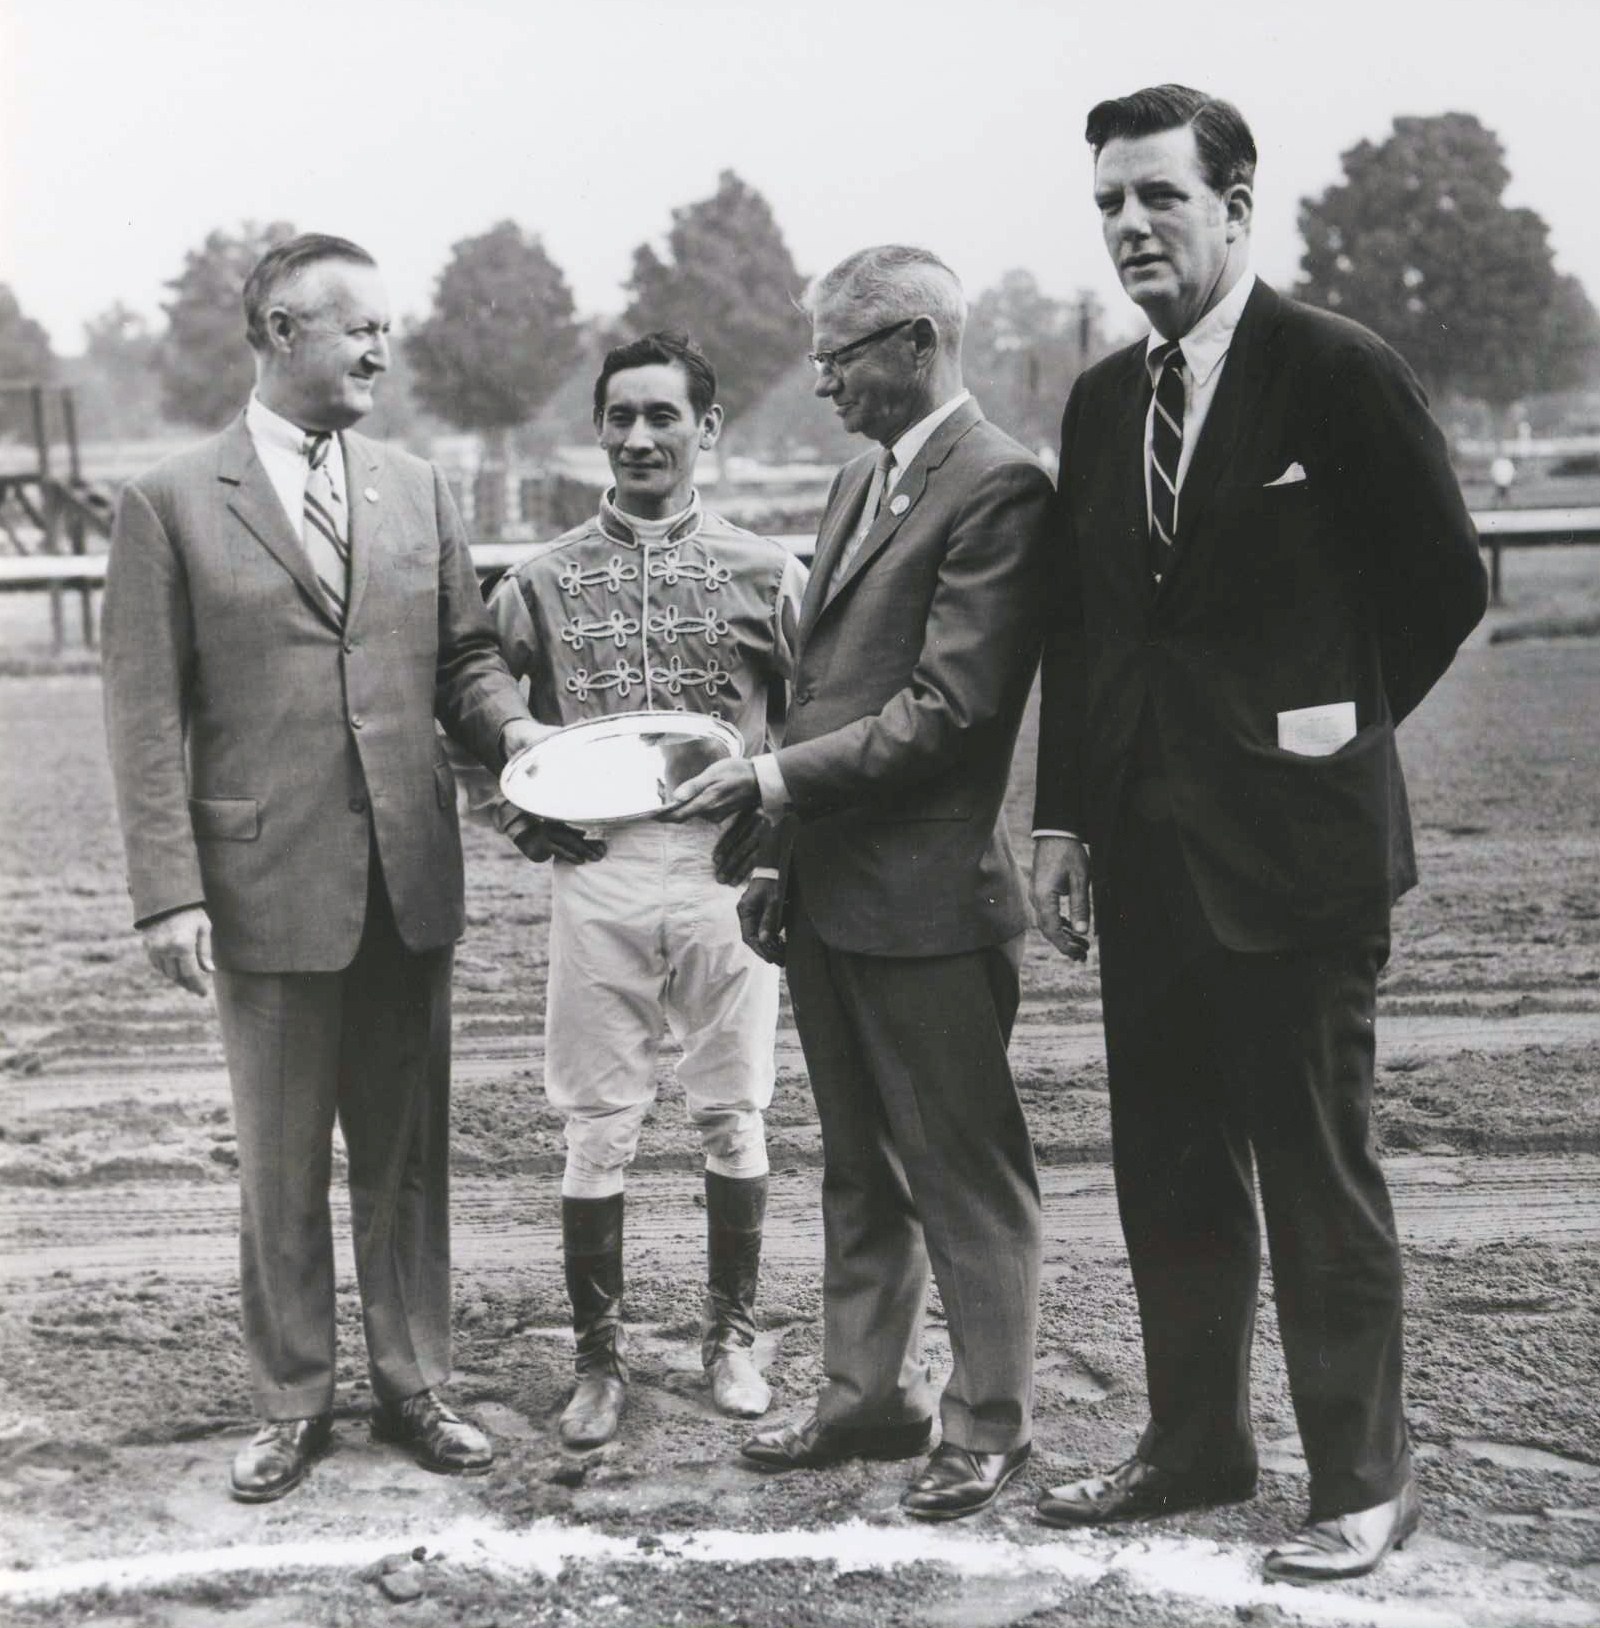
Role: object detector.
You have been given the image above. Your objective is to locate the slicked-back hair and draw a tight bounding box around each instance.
[243,233,377,352]
[1085,84,1257,194]
[593,330,717,422]
[803,245,967,352]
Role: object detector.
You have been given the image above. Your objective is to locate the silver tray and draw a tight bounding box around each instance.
[499,709,745,827]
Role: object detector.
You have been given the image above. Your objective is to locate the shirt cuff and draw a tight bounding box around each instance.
[135,901,206,931]
[752,753,792,817]
[748,867,781,882]
[1031,829,1081,842]
[491,800,527,836]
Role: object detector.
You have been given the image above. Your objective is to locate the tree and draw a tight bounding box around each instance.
[622,171,806,421]
[1297,114,1598,411]
[404,220,581,456]
[74,303,167,440]
[157,221,296,429]
[1530,274,1600,400]
[964,271,1112,451]
[0,283,56,440]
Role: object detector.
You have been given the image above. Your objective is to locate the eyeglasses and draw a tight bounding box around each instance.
[807,318,917,376]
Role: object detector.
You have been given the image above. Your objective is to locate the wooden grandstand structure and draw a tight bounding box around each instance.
[0,384,117,650]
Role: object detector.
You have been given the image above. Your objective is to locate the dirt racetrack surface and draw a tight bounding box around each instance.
[1,552,1599,1627]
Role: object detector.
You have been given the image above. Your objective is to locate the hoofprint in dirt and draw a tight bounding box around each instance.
[2,552,1599,1625]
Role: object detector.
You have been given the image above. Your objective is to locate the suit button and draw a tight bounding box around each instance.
[796,687,813,705]
[343,637,356,654]
[349,795,368,814]
[350,713,364,730]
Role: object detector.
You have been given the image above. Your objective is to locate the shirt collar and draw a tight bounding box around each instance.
[1145,269,1256,389]
[886,388,972,471]
[597,487,703,549]
[246,392,325,459]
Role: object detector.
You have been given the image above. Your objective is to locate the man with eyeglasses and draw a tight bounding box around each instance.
[665,245,1053,1522]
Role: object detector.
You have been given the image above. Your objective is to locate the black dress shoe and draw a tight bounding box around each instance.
[228,1415,333,1503]
[741,1412,932,1471]
[1263,1478,1420,1582]
[1035,1453,1257,1527]
[371,1390,493,1475]
[901,1441,1031,1522]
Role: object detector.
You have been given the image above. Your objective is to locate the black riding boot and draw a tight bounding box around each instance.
[703,1171,771,1418]
[559,1193,627,1448]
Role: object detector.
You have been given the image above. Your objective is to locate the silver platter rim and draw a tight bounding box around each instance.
[498,708,746,827]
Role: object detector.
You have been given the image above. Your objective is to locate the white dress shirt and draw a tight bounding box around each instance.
[751,390,974,819]
[880,388,972,491]
[1141,269,1256,528]
[245,393,349,536]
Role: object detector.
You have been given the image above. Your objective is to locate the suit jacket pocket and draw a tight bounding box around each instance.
[434,760,457,811]
[189,796,259,842]
[1242,721,1395,895]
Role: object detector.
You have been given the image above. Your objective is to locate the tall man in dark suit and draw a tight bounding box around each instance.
[1029,87,1486,1580]
[102,234,543,1502]
[665,245,1053,1521]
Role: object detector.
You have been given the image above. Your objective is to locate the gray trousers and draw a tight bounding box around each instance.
[214,860,454,1419]
[786,902,1040,1454]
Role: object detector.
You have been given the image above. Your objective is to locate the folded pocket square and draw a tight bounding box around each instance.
[1265,462,1307,487]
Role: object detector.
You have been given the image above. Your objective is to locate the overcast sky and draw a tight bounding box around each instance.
[2,0,1596,355]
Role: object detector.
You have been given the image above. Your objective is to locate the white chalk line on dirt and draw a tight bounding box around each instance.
[0,1516,1590,1627]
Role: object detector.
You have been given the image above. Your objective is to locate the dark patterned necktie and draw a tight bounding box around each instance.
[1148,341,1185,583]
[302,433,350,618]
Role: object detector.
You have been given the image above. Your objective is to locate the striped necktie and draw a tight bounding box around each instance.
[1148,340,1185,583]
[829,445,895,594]
[302,433,350,618]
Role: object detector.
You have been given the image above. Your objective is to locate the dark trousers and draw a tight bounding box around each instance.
[214,857,454,1420]
[785,899,1041,1454]
[1098,796,1410,1519]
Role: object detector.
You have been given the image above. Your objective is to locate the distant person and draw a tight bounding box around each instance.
[666,247,1052,1522]
[1489,453,1516,504]
[101,233,543,1502]
[483,331,805,1450]
[1029,86,1486,1580]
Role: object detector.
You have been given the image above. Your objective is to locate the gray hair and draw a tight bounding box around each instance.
[803,245,967,351]
[243,232,376,352]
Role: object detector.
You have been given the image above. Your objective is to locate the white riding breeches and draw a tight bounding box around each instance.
[544,819,780,1198]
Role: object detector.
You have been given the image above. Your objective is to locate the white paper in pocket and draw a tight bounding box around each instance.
[1276,701,1357,757]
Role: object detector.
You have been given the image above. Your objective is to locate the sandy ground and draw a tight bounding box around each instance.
[1,549,1598,1627]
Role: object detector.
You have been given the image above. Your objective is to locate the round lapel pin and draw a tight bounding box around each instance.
[889,493,910,516]
[364,487,379,503]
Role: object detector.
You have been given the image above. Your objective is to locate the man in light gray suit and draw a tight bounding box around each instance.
[667,246,1052,1521]
[102,233,543,1502]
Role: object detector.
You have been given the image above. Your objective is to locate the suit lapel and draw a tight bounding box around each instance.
[800,457,873,641]
[1166,280,1280,576]
[218,414,341,631]
[820,398,984,612]
[341,430,385,631]
[1109,347,1158,609]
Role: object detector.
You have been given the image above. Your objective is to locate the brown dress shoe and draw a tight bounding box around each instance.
[1035,1452,1257,1527]
[228,1415,333,1503]
[1263,1478,1420,1583]
[371,1390,493,1475]
[741,1412,932,1471]
[901,1441,1031,1522]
